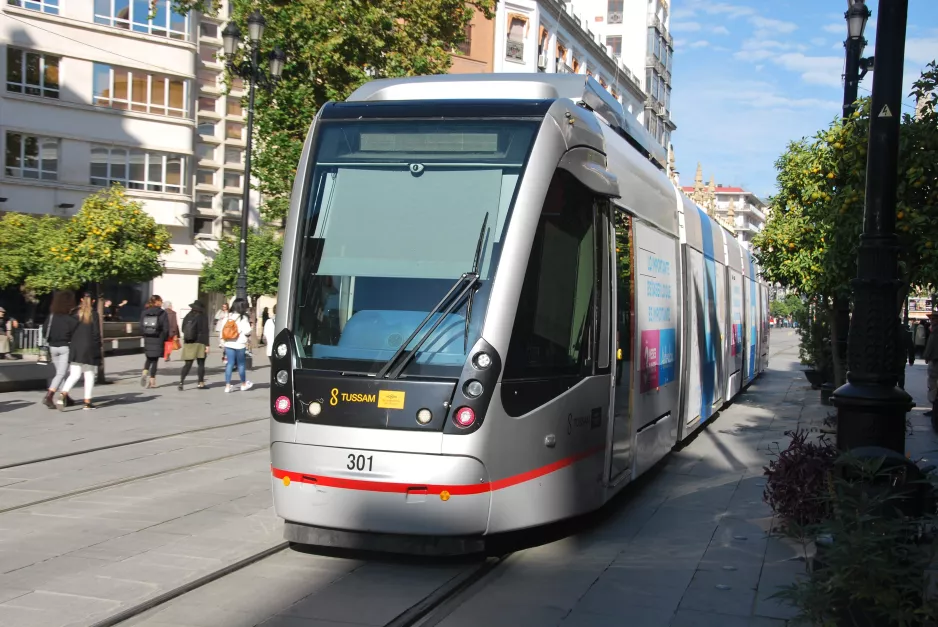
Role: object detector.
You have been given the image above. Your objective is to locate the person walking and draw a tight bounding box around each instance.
[0,307,10,359]
[140,295,168,388]
[162,301,179,362]
[42,290,80,409]
[260,307,270,345]
[57,293,101,411]
[218,297,253,393]
[178,300,210,390]
[925,312,938,423]
[263,305,276,357]
[215,302,229,364]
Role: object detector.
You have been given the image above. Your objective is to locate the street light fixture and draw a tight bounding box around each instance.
[220,13,285,302]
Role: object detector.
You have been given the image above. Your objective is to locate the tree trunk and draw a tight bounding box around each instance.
[95,282,107,384]
[831,296,849,388]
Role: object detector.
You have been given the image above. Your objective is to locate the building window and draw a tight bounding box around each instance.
[196,168,215,186]
[196,193,214,209]
[4,132,58,180]
[90,146,187,193]
[197,121,216,137]
[92,63,188,117]
[223,171,241,188]
[198,69,218,90]
[226,122,243,141]
[6,49,60,99]
[607,0,623,23]
[7,0,59,15]
[230,76,244,91]
[222,194,241,213]
[506,16,525,61]
[456,23,472,56]
[225,98,242,117]
[199,46,219,64]
[199,22,218,38]
[606,35,622,57]
[224,147,242,164]
[198,96,216,113]
[196,144,215,161]
[193,217,214,236]
[93,0,189,40]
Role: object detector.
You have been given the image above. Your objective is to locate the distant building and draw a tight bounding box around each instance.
[681,164,768,251]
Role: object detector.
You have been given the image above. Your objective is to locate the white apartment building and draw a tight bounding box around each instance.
[682,183,769,251]
[0,0,258,319]
[492,0,647,124]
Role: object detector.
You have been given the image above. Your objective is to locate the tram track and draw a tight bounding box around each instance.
[0,416,267,471]
[0,444,268,514]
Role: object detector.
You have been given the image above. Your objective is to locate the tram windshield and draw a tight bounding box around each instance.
[291,117,539,377]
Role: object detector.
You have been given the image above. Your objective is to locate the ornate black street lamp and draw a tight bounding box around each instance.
[221,11,285,302]
[843,0,873,118]
[831,0,913,454]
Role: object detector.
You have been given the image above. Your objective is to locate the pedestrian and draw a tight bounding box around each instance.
[261,307,270,345]
[162,301,180,362]
[41,290,80,409]
[140,295,168,388]
[263,305,276,357]
[178,300,210,390]
[0,307,10,359]
[215,302,229,364]
[217,297,253,393]
[57,293,101,411]
[915,320,928,359]
[925,312,938,421]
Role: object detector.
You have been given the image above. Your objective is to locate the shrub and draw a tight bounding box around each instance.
[764,429,837,529]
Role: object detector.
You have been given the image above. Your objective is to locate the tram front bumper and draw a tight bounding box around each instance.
[270,442,491,536]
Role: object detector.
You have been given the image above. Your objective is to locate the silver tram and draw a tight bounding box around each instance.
[268,74,770,553]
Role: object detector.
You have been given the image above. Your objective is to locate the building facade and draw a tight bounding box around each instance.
[1,0,258,319]
[681,165,768,251]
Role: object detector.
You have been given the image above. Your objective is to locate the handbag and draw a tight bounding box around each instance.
[37,315,52,364]
[172,336,181,351]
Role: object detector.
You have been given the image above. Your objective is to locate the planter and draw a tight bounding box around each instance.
[820,383,835,406]
[804,369,826,389]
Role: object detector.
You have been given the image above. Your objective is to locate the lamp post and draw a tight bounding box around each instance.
[221,12,285,302]
[831,0,912,454]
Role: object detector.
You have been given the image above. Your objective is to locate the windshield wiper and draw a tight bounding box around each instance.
[463,212,488,353]
[375,212,489,380]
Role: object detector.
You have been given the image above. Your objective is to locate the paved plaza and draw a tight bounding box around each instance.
[0,330,935,627]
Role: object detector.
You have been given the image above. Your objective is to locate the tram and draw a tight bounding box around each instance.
[268,74,770,553]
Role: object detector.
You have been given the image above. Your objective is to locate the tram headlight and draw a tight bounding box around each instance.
[274,396,291,414]
[275,343,288,358]
[308,401,322,417]
[275,370,289,386]
[472,351,492,370]
[454,406,476,428]
[463,380,483,398]
[416,408,433,424]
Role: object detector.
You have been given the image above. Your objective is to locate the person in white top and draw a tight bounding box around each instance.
[216,298,254,393]
[263,304,276,357]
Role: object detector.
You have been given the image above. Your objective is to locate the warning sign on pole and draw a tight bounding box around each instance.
[879,104,894,118]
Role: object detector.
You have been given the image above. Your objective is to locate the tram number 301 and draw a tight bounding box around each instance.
[347,454,374,472]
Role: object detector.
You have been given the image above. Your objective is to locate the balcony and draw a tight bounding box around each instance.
[608,11,622,24]
[506,40,524,61]
[557,61,574,74]
[647,14,662,31]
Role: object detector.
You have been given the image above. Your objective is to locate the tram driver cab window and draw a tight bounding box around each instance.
[504,169,597,384]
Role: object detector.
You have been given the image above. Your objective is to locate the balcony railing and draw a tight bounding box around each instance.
[608,11,622,24]
[557,61,574,74]
[506,40,524,61]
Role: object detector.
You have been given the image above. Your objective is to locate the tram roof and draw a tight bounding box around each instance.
[346,74,667,171]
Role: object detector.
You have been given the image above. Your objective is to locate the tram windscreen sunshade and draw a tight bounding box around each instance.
[359,132,500,153]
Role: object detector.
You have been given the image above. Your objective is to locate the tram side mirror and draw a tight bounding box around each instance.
[557,147,620,199]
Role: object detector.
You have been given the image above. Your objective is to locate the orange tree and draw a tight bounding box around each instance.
[754,61,938,382]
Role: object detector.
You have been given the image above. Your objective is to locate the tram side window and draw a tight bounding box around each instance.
[504,170,596,379]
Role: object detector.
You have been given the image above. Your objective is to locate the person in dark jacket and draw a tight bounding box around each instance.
[42,290,80,409]
[57,293,102,411]
[178,300,210,390]
[140,295,168,388]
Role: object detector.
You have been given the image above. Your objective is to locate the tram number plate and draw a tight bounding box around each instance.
[346,453,374,472]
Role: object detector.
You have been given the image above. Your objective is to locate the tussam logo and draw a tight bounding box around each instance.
[329,388,377,406]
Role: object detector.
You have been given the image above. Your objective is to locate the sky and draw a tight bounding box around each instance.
[669,0,938,200]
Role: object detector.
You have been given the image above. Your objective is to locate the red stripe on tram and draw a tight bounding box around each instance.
[271,445,604,496]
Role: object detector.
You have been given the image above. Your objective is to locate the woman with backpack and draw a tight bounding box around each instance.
[217,297,253,393]
[140,295,168,388]
[57,293,101,411]
[178,300,209,390]
[42,290,80,409]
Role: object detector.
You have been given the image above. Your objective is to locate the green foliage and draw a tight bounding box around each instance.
[201,227,282,301]
[754,61,938,298]
[773,454,938,627]
[174,0,495,222]
[26,186,172,294]
[0,213,64,291]
[769,294,805,320]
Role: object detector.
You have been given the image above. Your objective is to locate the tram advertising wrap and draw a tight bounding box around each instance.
[635,221,677,394]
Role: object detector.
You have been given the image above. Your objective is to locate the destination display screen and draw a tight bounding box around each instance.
[359,131,500,153]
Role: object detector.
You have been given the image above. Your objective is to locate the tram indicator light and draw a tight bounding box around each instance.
[463,380,483,398]
[454,406,476,428]
[274,396,292,414]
